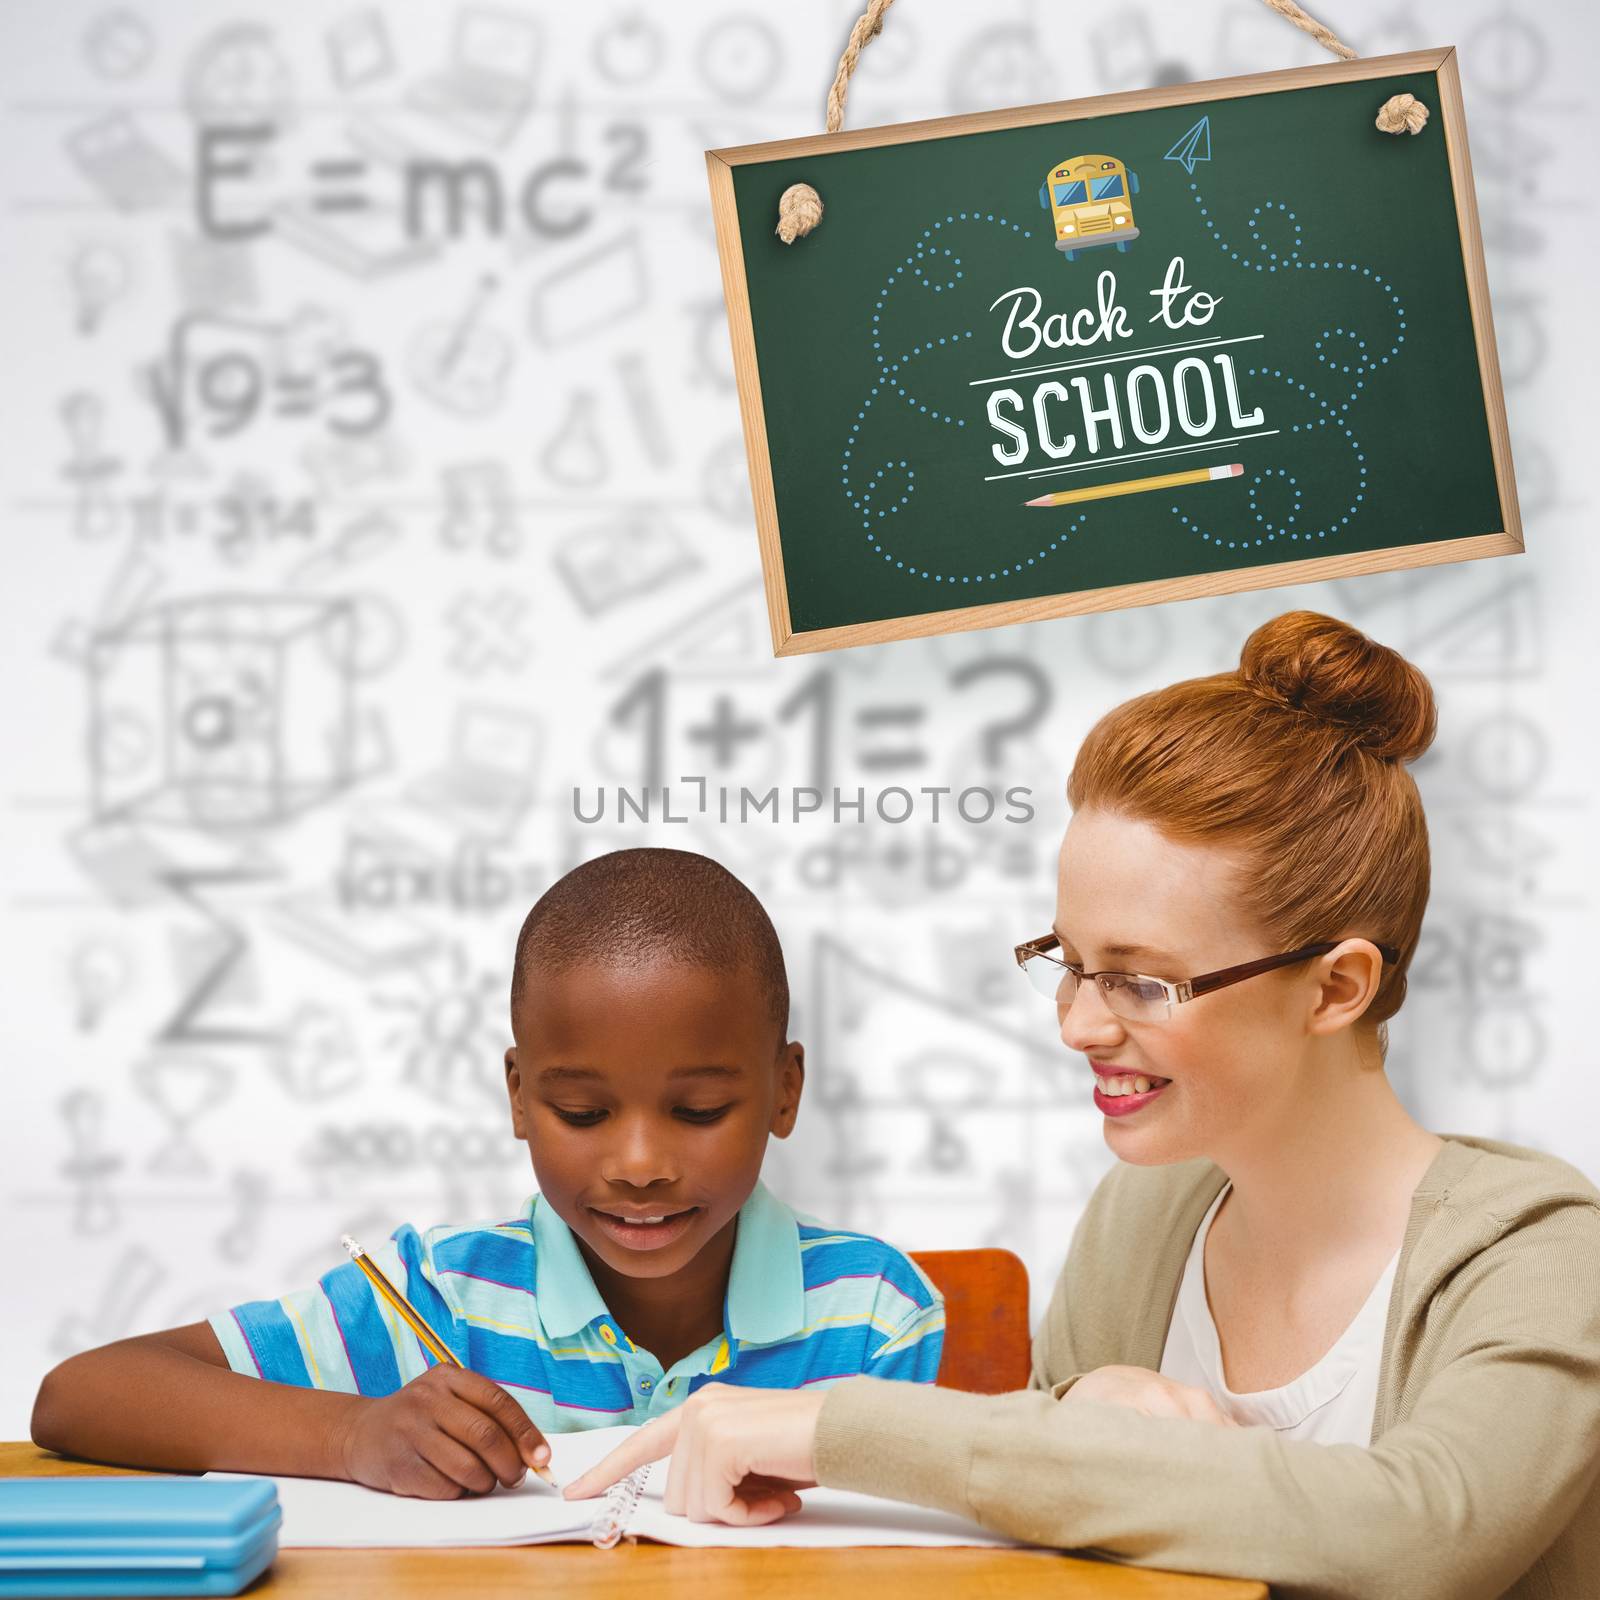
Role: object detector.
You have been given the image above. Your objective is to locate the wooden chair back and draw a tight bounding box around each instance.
[911,1248,1031,1393]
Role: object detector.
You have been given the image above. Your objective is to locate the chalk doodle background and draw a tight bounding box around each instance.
[1,0,1594,1433]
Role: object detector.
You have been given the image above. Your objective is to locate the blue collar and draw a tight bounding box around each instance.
[530,1181,806,1346]
[725,1180,808,1345]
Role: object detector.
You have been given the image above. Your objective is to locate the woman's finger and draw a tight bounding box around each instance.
[733,1486,803,1525]
[659,1395,706,1517]
[681,1406,717,1522]
[690,1426,740,1525]
[663,1423,693,1518]
[673,1387,737,1518]
[686,1416,794,1525]
[713,1487,788,1526]
[735,1474,806,1520]
[563,1411,679,1501]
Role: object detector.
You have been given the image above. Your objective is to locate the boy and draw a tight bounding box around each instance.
[31,849,943,1497]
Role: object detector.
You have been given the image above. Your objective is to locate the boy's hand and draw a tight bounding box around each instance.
[338,1366,551,1498]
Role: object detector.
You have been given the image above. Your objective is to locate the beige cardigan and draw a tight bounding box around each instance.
[815,1136,1600,1600]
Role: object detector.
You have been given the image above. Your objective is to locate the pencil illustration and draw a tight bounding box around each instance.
[1025,461,1243,507]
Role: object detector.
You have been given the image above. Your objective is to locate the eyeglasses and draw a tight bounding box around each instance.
[1012,933,1401,1025]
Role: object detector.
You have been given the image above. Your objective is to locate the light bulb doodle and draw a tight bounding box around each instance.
[67,242,132,335]
[66,937,133,1031]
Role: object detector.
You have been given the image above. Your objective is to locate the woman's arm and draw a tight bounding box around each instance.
[1029,1213,1087,1393]
[815,1201,1600,1600]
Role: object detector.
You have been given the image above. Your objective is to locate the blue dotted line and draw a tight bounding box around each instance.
[1176,184,1391,551]
[1245,465,1301,536]
[853,455,1085,582]
[1175,367,1367,549]
[1189,186,1407,384]
[841,336,976,500]
[844,210,1081,586]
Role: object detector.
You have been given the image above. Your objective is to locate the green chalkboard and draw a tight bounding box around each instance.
[708,49,1520,654]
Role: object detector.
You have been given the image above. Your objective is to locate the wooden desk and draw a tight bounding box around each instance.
[1,1443,1266,1600]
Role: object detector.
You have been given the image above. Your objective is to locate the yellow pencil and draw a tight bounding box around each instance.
[340,1233,558,1488]
[1025,461,1242,507]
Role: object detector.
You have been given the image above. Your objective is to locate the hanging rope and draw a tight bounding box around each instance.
[1257,0,1356,61]
[776,0,897,242]
[775,0,1429,243]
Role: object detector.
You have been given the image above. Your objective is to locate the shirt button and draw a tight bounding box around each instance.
[598,1324,617,1346]
[639,1377,653,1393]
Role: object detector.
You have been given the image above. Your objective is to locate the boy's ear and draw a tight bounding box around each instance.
[505,1048,529,1141]
[769,1041,805,1139]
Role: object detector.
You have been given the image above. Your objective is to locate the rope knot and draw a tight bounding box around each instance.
[1375,93,1429,136]
[775,182,824,245]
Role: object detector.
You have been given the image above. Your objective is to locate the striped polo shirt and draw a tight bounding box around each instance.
[209,1182,944,1431]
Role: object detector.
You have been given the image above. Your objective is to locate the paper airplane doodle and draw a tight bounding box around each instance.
[1164,115,1211,174]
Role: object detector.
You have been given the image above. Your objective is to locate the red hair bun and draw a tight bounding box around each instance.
[1239,611,1436,764]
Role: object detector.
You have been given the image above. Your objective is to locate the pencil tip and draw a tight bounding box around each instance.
[340,1233,361,1258]
[1024,495,1049,506]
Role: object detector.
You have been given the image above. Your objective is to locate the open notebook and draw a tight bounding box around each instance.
[207,1424,1014,1550]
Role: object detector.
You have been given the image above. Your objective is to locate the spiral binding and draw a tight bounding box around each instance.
[588,1464,649,1549]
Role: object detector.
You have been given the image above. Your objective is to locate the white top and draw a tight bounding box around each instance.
[1158,1184,1400,1445]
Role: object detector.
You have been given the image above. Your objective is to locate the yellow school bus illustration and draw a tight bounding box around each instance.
[1038,155,1141,261]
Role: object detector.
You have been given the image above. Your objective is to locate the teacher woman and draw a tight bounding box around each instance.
[567,611,1600,1600]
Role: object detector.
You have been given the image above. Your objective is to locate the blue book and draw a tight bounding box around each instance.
[0,1478,279,1597]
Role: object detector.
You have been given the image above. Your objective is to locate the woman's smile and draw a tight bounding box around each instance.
[1091,1060,1172,1116]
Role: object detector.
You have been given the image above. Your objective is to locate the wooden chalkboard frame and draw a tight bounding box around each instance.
[706,47,1521,656]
